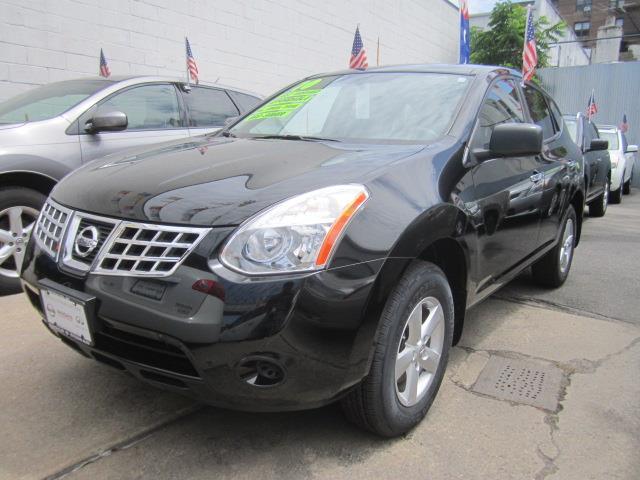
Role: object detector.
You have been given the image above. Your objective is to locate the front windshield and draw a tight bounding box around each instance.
[599,131,619,150]
[230,72,471,143]
[0,79,113,124]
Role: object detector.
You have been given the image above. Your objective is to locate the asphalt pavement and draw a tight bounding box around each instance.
[2,191,639,480]
[500,192,640,325]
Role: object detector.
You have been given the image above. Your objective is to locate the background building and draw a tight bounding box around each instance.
[470,0,591,66]
[551,0,640,61]
[0,0,459,102]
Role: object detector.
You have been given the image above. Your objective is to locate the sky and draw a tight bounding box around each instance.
[469,0,499,14]
[448,0,499,14]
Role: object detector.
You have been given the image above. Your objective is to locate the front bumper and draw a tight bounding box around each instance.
[21,236,387,411]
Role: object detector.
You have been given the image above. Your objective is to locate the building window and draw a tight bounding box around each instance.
[615,17,624,27]
[576,0,592,14]
[574,21,591,37]
[609,0,624,9]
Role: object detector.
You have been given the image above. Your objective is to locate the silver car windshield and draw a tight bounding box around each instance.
[599,131,619,150]
[230,72,472,143]
[0,79,113,124]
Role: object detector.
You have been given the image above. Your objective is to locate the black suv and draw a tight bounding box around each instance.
[563,113,611,217]
[21,65,585,437]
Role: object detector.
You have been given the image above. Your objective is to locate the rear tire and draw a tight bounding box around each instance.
[0,187,46,295]
[341,261,454,437]
[610,184,622,204]
[531,205,577,288]
[589,179,609,217]
[623,178,631,195]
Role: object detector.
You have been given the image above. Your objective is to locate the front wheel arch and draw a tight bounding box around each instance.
[0,171,57,197]
[569,189,584,246]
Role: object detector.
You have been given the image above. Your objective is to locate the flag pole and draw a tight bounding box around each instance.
[376,36,380,66]
[185,36,190,88]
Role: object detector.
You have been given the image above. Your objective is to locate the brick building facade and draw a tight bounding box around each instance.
[0,0,460,102]
[551,0,640,59]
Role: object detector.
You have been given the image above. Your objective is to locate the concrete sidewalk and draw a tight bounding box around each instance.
[2,194,640,480]
[2,292,638,479]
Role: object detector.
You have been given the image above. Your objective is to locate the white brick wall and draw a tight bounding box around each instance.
[0,0,459,101]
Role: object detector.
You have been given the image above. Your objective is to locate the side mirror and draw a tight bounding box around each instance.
[588,139,608,152]
[626,144,638,153]
[224,116,239,126]
[473,123,543,161]
[85,111,128,133]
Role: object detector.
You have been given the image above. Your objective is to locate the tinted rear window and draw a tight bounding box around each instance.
[229,91,262,113]
[183,87,239,127]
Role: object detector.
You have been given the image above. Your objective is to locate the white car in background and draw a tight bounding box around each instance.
[597,125,637,203]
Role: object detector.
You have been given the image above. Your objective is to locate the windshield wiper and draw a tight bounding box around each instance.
[221,131,236,138]
[252,134,340,142]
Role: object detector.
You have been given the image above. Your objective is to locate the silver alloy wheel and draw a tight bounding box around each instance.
[559,218,574,274]
[0,206,39,279]
[602,181,609,211]
[395,296,445,407]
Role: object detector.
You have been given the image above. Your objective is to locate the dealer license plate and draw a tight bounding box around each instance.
[41,288,93,345]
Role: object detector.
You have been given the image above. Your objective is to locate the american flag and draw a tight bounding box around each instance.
[99,49,110,78]
[185,37,199,85]
[522,6,537,82]
[586,90,598,120]
[349,26,368,70]
[459,0,470,64]
[619,113,629,133]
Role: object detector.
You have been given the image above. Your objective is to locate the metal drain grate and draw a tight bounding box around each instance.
[471,355,563,410]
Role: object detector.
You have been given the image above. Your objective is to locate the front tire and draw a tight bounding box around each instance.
[0,187,46,295]
[610,183,623,204]
[623,177,631,195]
[589,178,609,217]
[531,205,577,288]
[341,261,454,437]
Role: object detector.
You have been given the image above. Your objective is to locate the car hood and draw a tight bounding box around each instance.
[52,135,427,226]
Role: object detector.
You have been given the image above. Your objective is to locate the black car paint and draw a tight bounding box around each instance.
[563,113,611,204]
[21,65,585,411]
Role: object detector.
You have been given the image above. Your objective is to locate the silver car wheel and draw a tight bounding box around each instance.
[602,181,609,211]
[0,206,39,279]
[559,218,574,274]
[395,296,445,407]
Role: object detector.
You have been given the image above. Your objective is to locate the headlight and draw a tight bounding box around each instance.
[219,185,369,275]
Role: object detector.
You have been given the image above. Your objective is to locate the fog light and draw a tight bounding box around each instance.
[237,355,286,387]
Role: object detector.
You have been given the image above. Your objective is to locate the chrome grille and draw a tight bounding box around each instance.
[70,218,116,265]
[94,223,209,276]
[34,201,71,259]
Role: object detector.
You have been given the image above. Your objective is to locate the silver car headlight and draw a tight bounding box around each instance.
[219,185,369,275]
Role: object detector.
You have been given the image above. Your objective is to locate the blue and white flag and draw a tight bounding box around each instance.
[459,0,470,64]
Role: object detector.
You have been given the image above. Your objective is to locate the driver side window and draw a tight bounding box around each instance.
[471,79,524,151]
[79,84,183,132]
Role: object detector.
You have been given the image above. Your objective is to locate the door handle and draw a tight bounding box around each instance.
[530,172,544,183]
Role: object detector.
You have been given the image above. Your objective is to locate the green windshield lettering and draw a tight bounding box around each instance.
[247,79,323,120]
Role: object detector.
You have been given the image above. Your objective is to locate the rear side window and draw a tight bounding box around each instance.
[229,91,261,113]
[98,84,182,130]
[471,79,525,151]
[183,87,239,127]
[523,86,556,140]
